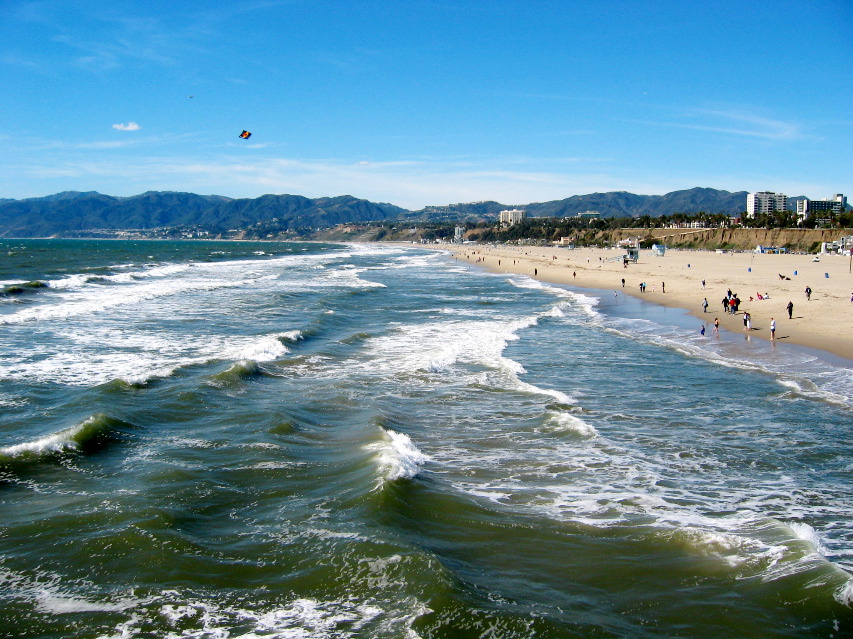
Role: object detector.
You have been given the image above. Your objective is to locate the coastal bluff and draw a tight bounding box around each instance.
[605,228,846,252]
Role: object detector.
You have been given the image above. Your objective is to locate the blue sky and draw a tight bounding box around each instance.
[1,0,850,209]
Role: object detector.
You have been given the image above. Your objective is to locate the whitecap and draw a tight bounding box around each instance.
[367,429,430,484]
[836,579,853,606]
[541,410,597,438]
[230,334,291,362]
[0,414,109,458]
[790,521,830,557]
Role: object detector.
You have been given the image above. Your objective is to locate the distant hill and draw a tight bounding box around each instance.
[0,187,776,237]
[408,188,750,220]
[193,194,407,231]
[0,191,407,237]
[404,201,507,222]
[520,190,840,218]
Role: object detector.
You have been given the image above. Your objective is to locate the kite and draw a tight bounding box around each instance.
[239,130,252,139]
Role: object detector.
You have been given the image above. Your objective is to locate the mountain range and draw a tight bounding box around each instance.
[0,187,763,237]
[0,191,406,238]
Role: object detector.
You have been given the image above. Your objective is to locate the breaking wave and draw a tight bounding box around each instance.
[0,414,135,462]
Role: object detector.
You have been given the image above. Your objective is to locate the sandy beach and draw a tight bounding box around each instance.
[439,244,853,360]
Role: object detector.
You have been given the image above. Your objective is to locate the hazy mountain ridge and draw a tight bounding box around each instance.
[0,187,782,237]
[0,191,406,237]
[512,187,750,218]
[405,188,754,220]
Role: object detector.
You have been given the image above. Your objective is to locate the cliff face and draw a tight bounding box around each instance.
[610,228,848,252]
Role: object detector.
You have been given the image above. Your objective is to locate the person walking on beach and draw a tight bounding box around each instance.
[805,286,811,301]
[713,317,719,333]
[702,298,708,313]
[700,324,705,336]
[786,300,793,319]
[743,312,749,330]
[662,282,666,293]
[701,279,706,289]
[621,278,625,288]
[770,317,776,340]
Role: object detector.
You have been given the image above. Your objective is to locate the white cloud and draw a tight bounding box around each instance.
[2,149,841,209]
[112,122,140,131]
[155,156,648,209]
[638,107,805,141]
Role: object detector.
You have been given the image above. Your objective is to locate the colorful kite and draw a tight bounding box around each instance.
[239,130,252,139]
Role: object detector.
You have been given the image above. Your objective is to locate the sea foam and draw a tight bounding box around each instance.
[368,429,430,485]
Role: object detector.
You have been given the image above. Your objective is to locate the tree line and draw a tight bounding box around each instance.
[390,208,853,244]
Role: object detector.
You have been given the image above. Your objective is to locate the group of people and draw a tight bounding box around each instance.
[638,281,664,293]
[723,290,740,314]
[700,288,793,340]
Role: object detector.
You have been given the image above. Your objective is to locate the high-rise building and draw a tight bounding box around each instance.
[796,194,846,222]
[746,191,788,218]
[499,209,526,226]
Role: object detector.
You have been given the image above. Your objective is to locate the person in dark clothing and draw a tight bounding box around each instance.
[786,300,793,319]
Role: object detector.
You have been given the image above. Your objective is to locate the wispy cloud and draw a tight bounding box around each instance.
[13,5,201,72]
[0,53,41,70]
[643,107,805,141]
[9,154,644,208]
[55,30,176,70]
[1,150,627,207]
[112,122,140,131]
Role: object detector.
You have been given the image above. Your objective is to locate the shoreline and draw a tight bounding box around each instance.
[418,243,853,362]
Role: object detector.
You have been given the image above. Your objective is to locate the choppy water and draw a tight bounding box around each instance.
[0,239,851,638]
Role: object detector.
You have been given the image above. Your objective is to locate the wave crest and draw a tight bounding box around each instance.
[367,429,430,485]
[0,413,134,461]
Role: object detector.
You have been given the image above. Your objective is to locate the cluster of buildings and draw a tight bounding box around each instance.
[491,193,848,235]
[747,191,846,224]
[499,209,603,227]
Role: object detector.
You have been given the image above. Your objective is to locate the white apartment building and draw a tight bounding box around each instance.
[746,191,788,218]
[796,194,846,222]
[499,209,526,226]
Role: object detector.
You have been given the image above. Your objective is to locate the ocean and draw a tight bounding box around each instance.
[0,239,851,638]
